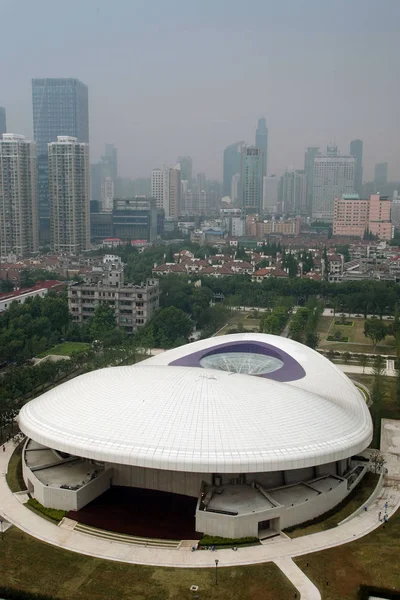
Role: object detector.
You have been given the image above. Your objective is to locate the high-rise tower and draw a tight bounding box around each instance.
[350,139,363,197]
[32,78,89,239]
[48,136,90,253]
[0,134,38,256]
[177,156,192,183]
[0,108,6,136]
[151,167,181,218]
[279,170,307,214]
[255,118,268,177]
[223,141,244,198]
[304,147,320,214]
[240,146,264,215]
[312,146,355,222]
[374,163,388,190]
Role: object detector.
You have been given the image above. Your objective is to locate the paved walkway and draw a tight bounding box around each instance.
[322,309,395,321]
[338,363,396,377]
[275,557,321,600]
[1,420,400,599]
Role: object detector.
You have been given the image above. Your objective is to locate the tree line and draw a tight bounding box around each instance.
[198,276,400,317]
[0,341,139,443]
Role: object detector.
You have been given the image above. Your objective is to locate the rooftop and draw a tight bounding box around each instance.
[19,334,372,474]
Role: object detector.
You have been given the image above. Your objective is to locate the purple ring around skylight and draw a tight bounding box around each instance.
[169,340,306,382]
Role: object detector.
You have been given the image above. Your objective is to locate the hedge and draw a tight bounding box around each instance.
[26,498,67,522]
[334,320,354,327]
[199,535,259,547]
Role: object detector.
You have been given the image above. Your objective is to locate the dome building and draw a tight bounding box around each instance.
[18,334,373,539]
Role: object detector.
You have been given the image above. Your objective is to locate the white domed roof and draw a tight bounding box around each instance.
[19,334,372,473]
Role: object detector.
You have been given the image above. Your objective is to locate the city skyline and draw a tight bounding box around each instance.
[1,0,399,182]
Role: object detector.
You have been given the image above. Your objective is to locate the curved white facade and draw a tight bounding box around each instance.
[19,333,372,473]
[18,334,373,537]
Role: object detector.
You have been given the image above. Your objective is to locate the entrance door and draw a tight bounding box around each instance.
[258,519,270,532]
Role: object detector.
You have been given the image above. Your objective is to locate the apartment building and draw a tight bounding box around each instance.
[0,134,38,256]
[333,193,392,240]
[48,136,90,253]
[68,264,159,334]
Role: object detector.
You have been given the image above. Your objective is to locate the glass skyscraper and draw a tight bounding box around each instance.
[223,141,244,198]
[255,118,268,177]
[32,78,89,240]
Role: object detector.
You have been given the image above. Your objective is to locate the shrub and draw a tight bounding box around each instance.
[198,535,259,547]
[327,335,349,342]
[26,498,67,522]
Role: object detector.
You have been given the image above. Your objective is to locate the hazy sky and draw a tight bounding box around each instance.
[1,0,399,181]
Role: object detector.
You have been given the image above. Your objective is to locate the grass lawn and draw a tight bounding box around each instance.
[294,506,400,599]
[215,312,261,336]
[286,472,380,538]
[0,528,296,600]
[38,342,90,358]
[316,316,334,336]
[5,442,25,493]
[318,317,396,354]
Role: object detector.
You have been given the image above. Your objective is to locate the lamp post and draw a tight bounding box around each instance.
[215,559,219,585]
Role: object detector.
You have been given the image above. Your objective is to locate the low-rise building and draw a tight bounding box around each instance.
[68,265,159,334]
[0,280,65,313]
[252,267,288,282]
[245,216,301,237]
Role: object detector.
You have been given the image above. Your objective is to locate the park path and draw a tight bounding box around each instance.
[275,557,321,599]
[322,309,395,321]
[339,362,396,377]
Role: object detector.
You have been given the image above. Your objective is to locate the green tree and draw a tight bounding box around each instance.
[261,306,290,335]
[305,331,320,349]
[364,318,387,350]
[262,314,282,335]
[87,304,117,341]
[343,351,351,365]
[335,244,350,263]
[19,269,36,288]
[138,306,192,349]
[323,247,329,281]
[288,307,310,343]
[359,354,368,373]
[235,245,247,260]
[0,277,14,292]
[371,355,386,446]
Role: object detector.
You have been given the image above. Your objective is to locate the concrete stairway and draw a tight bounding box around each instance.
[74,522,181,548]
